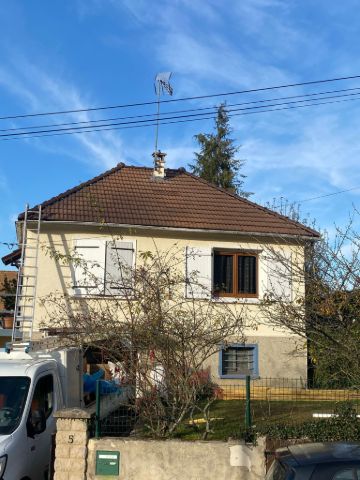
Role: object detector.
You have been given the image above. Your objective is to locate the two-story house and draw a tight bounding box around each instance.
[3,153,319,382]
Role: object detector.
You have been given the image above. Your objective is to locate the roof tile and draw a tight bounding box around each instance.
[21,165,319,238]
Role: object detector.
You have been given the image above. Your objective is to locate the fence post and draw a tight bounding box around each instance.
[245,375,252,429]
[95,379,101,439]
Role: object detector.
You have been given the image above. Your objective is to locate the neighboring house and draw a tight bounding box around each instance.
[0,270,17,347]
[2,153,319,381]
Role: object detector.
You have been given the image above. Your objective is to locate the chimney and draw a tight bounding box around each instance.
[152,150,166,178]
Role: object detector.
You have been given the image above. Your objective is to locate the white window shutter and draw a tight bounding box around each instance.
[265,250,292,302]
[105,241,135,296]
[73,239,105,295]
[259,253,270,298]
[185,247,212,299]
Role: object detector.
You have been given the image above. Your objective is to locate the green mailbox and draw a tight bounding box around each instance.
[95,450,120,476]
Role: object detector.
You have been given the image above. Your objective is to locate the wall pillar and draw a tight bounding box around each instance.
[54,408,92,480]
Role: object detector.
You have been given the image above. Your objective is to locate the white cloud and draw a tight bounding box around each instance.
[241,110,360,189]
[0,173,8,192]
[158,32,290,93]
[0,56,126,169]
[0,68,40,110]
[161,145,194,169]
[6,0,359,231]
[9,213,18,225]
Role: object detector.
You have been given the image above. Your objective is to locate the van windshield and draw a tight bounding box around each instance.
[0,376,30,435]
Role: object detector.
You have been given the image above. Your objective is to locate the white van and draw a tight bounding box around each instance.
[0,346,83,480]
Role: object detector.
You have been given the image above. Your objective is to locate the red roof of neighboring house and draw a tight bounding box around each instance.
[0,270,17,286]
[18,164,319,238]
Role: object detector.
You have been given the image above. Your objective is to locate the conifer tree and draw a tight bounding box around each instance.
[190,104,252,197]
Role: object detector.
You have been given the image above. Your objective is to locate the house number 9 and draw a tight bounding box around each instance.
[68,435,74,444]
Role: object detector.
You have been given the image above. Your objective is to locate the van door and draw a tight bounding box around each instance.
[27,373,55,479]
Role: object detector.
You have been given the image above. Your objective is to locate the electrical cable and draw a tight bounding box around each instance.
[2,91,360,138]
[297,186,360,204]
[2,85,360,135]
[2,94,360,141]
[1,74,360,121]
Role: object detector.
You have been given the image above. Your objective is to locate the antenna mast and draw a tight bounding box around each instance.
[154,72,173,153]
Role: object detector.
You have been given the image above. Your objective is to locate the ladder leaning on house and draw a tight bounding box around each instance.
[12,204,42,345]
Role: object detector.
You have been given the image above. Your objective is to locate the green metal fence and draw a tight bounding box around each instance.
[93,376,360,438]
[94,380,136,439]
[218,377,360,430]
[218,377,360,401]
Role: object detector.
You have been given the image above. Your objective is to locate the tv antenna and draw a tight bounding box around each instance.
[154,72,173,153]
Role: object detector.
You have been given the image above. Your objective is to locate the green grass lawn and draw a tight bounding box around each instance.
[173,399,358,441]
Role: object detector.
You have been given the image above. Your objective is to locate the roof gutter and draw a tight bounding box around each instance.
[19,219,320,242]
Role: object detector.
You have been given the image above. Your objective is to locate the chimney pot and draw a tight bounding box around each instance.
[152,150,166,178]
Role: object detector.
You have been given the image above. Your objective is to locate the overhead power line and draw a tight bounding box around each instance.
[2,93,360,141]
[2,85,360,135]
[7,91,360,137]
[298,186,360,204]
[1,74,360,121]
[270,186,360,210]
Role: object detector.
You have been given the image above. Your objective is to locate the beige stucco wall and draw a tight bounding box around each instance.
[87,437,266,480]
[205,335,307,382]
[25,222,307,379]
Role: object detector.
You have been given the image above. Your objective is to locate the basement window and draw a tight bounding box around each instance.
[219,344,259,379]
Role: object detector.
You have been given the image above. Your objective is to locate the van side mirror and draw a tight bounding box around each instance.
[27,409,46,438]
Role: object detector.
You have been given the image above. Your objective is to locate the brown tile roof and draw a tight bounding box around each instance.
[21,164,319,238]
[0,270,17,288]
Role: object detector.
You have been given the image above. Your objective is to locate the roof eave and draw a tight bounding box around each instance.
[27,219,320,241]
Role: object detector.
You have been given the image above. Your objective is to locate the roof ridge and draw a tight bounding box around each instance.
[183,171,320,237]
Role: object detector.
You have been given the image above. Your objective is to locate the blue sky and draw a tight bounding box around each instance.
[1,0,360,262]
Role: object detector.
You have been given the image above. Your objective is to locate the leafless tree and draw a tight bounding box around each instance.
[259,208,360,388]
[41,242,250,438]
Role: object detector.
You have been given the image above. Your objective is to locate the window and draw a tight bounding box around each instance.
[219,344,259,378]
[73,239,135,296]
[32,374,54,419]
[0,376,30,435]
[214,251,257,297]
[185,246,293,301]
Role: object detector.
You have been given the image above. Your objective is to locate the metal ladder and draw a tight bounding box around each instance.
[12,204,42,345]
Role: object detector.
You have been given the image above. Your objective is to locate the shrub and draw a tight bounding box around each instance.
[260,402,360,442]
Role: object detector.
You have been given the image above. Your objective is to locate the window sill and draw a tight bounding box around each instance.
[71,293,126,299]
[211,296,261,304]
[72,293,263,304]
[219,374,260,380]
[71,286,132,298]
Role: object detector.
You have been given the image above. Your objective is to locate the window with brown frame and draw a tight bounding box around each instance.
[213,251,258,297]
